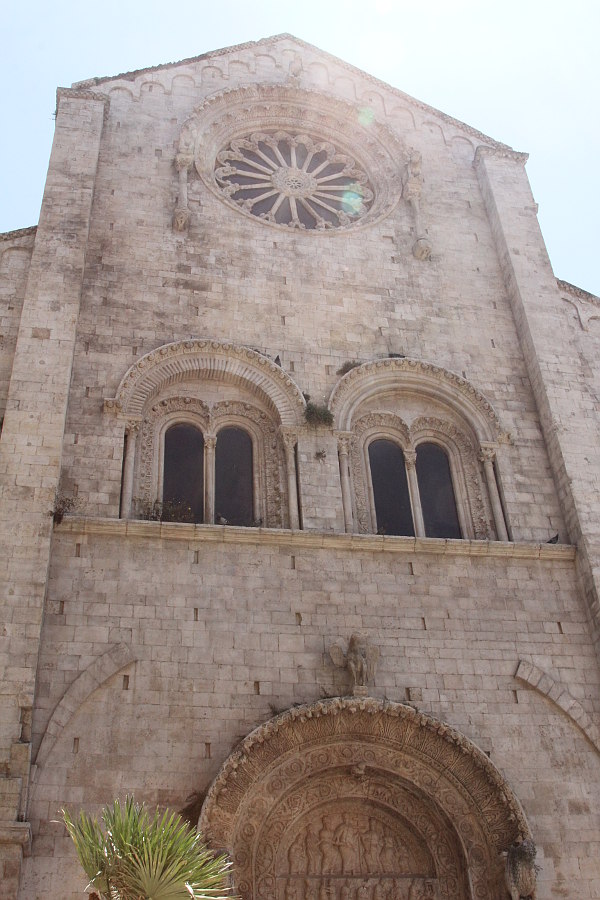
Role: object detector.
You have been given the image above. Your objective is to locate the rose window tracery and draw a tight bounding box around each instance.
[215,131,374,230]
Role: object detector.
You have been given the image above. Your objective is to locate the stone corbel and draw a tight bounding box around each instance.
[172,152,194,232]
[402,150,432,260]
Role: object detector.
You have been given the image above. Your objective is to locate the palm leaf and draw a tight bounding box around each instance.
[63,798,234,900]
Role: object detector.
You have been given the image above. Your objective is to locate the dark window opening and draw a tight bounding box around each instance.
[215,427,253,526]
[368,439,414,536]
[416,442,462,539]
[163,424,204,523]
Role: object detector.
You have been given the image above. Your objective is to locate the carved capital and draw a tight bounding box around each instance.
[175,152,194,172]
[204,434,217,451]
[336,432,353,456]
[404,450,417,469]
[479,444,497,465]
[280,429,299,453]
[125,418,142,435]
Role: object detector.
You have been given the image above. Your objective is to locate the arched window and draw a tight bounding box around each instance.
[368,439,415,536]
[215,427,254,526]
[163,423,204,523]
[416,442,461,539]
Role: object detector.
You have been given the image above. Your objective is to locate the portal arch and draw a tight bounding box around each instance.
[200,698,531,900]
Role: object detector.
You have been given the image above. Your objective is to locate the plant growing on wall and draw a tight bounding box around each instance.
[63,796,233,900]
[303,394,334,427]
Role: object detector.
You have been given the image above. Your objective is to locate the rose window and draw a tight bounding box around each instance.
[215,131,374,230]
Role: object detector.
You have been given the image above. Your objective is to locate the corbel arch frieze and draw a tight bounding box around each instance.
[329,358,503,442]
[199,698,530,900]
[104,340,306,427]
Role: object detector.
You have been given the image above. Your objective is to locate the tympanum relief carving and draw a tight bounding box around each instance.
[280,803,438,900]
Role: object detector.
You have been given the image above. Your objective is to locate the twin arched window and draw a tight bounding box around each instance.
[368,439,462,539]
[163,423,254,526]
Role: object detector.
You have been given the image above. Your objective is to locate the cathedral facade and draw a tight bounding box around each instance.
[1,34,599,899]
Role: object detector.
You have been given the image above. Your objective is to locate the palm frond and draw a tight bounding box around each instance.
[63,797,234,900]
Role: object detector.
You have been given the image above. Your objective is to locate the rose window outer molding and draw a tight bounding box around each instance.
[215,131,374,230]
[176,84,407,235]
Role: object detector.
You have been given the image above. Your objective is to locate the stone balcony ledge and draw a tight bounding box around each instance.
[56,516,576,561]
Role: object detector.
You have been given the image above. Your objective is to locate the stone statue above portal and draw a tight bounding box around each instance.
[329,634,380,695]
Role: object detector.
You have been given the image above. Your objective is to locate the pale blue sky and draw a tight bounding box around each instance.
[2,0,598,294]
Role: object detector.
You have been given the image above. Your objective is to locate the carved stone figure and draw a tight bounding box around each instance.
[306,818,322,875]
[361,819,383,874]
[334,813,357,875]
[401,150,433,260]
[329,634,380,693]
[505,839,538,900]
[319,815,342,874]
[288,831,309,875]
[172,206,191,232]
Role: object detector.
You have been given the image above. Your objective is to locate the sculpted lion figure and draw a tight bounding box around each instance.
[505,839,538,899]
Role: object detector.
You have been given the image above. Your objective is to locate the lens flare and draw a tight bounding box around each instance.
[342,185,365,216]
[358,107,375,126]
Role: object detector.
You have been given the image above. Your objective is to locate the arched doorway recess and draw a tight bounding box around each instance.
[199,698,530,900]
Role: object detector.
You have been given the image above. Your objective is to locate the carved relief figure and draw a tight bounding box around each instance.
[361,819,384,874]
[505,839,538,900]
[306,818,323,875]
[401,149,432,260]
[319,815,342,874]
[288,831,309,875]
[329,634,380,693]
[334,813,358,875]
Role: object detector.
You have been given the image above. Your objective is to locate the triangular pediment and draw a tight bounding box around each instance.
[70,34,511,152]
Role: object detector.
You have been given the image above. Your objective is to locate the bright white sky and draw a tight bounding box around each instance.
[2,0,598,294]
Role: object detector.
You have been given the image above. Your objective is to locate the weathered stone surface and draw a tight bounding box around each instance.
[0,33,599,900]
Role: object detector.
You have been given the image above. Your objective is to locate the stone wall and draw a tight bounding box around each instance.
[0,228,35,421]
[19,523,600,898]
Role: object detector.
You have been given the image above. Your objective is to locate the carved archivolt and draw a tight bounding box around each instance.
[104,340,306,426]
[329,358,504,441]
[176,84,406,234]
[349,413,492,539]
[200,698,530,900]
[136,397,286,528]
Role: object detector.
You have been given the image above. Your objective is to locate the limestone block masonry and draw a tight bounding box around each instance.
[0,34,599,899]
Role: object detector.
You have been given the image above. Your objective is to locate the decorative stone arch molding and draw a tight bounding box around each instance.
[200,698,530,900]
[104,340,306,426]
[330,359,509,539]
[329,358,503,442]
[174,83,406,234]
[105,341,303,526]
[349,412,491,539]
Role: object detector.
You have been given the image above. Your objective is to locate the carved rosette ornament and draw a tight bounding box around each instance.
[200,698,531,900]
[215,131,374,230]
[175,84,406,235]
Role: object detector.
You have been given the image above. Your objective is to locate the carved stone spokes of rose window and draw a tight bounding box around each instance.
[215,131,374,230]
